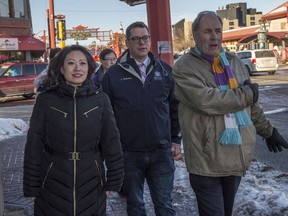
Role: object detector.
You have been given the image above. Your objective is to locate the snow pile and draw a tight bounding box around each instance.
[172,159,288,215]
[234,160,288,215]
[0,118,28,141]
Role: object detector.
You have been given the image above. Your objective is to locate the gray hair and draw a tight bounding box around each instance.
[192,11,223,34]
[125,21,149,39]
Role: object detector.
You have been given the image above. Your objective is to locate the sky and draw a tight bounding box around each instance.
[30,0,288,45]
[1,117,288,215]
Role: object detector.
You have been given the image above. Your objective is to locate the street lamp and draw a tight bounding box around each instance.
[258,19,271,49]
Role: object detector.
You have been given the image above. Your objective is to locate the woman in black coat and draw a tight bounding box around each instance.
[23,45,124,216]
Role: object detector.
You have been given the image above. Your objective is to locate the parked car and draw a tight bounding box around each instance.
[0,62,48,98]
[236,49,279,75]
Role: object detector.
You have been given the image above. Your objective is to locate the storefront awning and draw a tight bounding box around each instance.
[237,32,287,43]
[0,35,45,51]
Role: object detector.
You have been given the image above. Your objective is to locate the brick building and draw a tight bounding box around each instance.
[0,0,46,62]
[222,1,288,53]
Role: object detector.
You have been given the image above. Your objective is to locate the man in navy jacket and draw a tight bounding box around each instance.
[102,21,181,216]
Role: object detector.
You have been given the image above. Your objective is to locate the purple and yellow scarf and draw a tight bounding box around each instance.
[195,47,252,145]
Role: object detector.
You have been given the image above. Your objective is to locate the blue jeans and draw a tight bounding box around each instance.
[189,174,241,216]
[123,148,175,216]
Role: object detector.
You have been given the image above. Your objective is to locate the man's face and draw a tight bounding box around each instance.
[126,27,151,62]
[194,14,223,57]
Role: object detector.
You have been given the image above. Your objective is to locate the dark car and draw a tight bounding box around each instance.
[0,62,47,98]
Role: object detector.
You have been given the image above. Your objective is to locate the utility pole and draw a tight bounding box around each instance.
[146,0,174,66]
[46,9,51,49]
[48,0,56,48]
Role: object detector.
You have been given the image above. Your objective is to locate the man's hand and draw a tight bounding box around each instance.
[171,143,182,161]
[265,128,288,153]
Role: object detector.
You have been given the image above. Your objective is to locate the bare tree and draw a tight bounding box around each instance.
[173,27,195,53]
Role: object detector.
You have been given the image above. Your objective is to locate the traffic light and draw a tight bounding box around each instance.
[57,20,66,40]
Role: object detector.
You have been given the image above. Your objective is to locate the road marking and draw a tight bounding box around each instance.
[264,108,288,115]
[259,86,281,91]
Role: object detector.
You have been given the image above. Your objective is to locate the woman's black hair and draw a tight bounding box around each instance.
[99,48,116,61]
[47,45,96,85]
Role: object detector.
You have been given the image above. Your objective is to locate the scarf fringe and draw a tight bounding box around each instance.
[218,128,242,145]
[235,110,253,128]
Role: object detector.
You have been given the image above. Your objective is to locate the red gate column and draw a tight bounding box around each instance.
[146,0,174,66]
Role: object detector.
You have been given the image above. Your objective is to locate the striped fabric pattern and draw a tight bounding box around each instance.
[194,47,252,145]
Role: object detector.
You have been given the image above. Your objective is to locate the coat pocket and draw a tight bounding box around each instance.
[95,160,104,186]
[83,106,99,118]
[42,162,53,188]
[204,127,215,153]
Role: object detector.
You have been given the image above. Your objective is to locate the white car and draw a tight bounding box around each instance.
[236,49,279,75]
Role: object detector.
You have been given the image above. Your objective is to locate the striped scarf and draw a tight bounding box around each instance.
[195,47,252,145]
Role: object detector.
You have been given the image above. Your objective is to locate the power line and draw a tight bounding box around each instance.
[55,9,143,13]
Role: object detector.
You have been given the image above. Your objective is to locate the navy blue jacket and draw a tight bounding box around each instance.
[102,50,181,151]
[92,65,105,87]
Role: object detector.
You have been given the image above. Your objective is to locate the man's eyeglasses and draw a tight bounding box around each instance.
[103,58,117,62]
[129,35,150,44]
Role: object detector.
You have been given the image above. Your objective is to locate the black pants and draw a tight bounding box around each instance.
[189,173,241,216]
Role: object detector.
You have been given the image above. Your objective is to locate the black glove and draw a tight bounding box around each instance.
[244,79,259,104]
[265,128,288,153]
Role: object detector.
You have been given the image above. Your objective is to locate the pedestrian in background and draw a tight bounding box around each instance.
[102,21,182,216]
[92,48,117,86]
[34,47,61,93]
[23,45,124,216]
[173,11,288,216]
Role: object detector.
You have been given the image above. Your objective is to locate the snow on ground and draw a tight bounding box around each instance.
[234,161,288,215]
[0,118,288,215]
[0,118,28,141]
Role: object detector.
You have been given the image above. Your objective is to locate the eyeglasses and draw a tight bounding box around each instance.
[129,35,151,44]
[103,58,117,62]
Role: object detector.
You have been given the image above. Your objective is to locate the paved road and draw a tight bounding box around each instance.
[251,69,288,173]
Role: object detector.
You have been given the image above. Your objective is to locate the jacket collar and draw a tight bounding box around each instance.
[47,78,100,98]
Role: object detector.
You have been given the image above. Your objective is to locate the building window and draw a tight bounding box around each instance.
[250,17,255,20]
[0,0,9,17]
[14,0,25,18]
[229,21,234,26]
[251,22,255,25]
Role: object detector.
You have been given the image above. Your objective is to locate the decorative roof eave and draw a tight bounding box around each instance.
[223,26,259,41]
[262,2,288,20]
[262,11,287,20]
[119,0,146,6]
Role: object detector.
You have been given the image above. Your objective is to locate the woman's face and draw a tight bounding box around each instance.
[61,50,88,86]
[101,52,117,71]
[194,13,223,57]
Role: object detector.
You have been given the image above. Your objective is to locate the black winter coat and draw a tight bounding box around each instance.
[92,65,105,87]
[23,81,124,216]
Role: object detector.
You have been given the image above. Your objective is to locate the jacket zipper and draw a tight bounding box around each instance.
[95,160,103,186]
[42,162,53,188]
[73,88,77,216]
[50,106,68,118]
[83,106,99,118]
